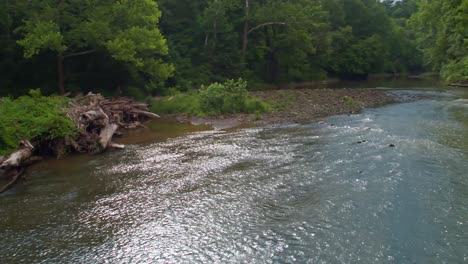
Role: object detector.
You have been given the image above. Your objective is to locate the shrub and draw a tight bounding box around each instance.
[151,79,270,116]
[126,86,148,101]
[151,91,202,116]
[245,97,271,113]
[199,79,250,115]
[342,96,357,107]
[441,58,468,83]
[0,89,77,155]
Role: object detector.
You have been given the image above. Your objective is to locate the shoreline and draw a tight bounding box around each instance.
[163,88,400,130]
[0,88,414,193]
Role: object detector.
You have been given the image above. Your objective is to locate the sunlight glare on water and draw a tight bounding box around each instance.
[0,89,467,263]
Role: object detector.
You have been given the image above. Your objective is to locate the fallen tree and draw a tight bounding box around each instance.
[0,92,160,193]
[0,141,34,193]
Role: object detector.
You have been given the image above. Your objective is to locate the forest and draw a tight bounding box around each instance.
[0,0,466,97]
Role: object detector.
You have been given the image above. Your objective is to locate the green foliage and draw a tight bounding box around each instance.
[199,79,270,115]
[343,96,357,107]
[269,91,297,111]
[441,57,468,82]
[0,89,77,155]
[151,79,270,116]
[248,0,329,83]
[3,0,454,95]
[17,21,64,58]
[199,79,245,114]
[152,91,202,116]
[324,0,422,78]
[409,0,467,82]
[15,0,173,93]
[126,86,148,101]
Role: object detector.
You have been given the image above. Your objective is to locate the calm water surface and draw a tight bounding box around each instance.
[1,86,467,263]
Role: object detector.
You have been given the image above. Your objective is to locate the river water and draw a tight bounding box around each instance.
[1,86,467,263]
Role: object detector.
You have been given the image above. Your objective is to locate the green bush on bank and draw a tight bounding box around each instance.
[0,89,77,156]
[441,57,468,83]
[153,91,203,115]
[151,79,270,116]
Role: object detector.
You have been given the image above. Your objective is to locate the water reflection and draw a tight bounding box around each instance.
[0,89,467,263]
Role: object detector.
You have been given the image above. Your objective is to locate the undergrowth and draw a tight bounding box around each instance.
[151,79,270,116]
[0,89,77,156]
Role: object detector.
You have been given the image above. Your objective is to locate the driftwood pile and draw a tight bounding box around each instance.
[0,93,159,193]
[66,93,159,153]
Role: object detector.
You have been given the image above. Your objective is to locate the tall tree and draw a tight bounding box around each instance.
[247,0,328,82]
[410,0,467,82]
[17,0,173,94]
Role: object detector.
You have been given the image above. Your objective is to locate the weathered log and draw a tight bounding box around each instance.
[66,93,160,153]
[0,140,34,169]
[130,110,161,118]
[0,141,31,193]
[99,123,118,149]
[0,168,25,194]
[109,143,125,149]
[82,110,105,121]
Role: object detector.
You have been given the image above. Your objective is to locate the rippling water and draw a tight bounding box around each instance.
[1,89,467,263]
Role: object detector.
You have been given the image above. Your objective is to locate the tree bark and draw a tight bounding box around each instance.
[57,53,65,95]
[242,0,249,63]
[0,140,34,170]
[248,22,287,34]
[99,123,118,149]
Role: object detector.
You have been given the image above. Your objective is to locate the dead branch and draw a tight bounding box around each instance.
[66,93,160,153]
[0,168,25,194]
[0,140,34,170]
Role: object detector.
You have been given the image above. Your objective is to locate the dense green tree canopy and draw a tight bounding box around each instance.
[409,0,467,82]
[0,0,466,97]
[16,0,173,94]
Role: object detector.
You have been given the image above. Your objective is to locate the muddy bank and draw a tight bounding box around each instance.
[165,88,398,130]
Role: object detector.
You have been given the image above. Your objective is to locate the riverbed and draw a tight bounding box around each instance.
[1,86,467,263]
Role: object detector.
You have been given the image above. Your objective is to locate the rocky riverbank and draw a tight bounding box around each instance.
[165,88,398,130]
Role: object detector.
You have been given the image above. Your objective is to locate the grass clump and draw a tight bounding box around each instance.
[0,89,77,155]
[151,79,270,116]
[342,96,357,107]
[269,91,297,111]
[152,91,202,116]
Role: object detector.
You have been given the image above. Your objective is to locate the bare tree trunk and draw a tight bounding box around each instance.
[204,33,209,49]
[57,0,65,95]
[57,53,65,95]
[242,0,249,63]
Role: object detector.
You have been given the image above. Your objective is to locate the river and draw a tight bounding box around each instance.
[1,84,467,263]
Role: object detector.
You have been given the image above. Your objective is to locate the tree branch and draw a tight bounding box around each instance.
[248,22,287,35]
[63,49,97,59]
